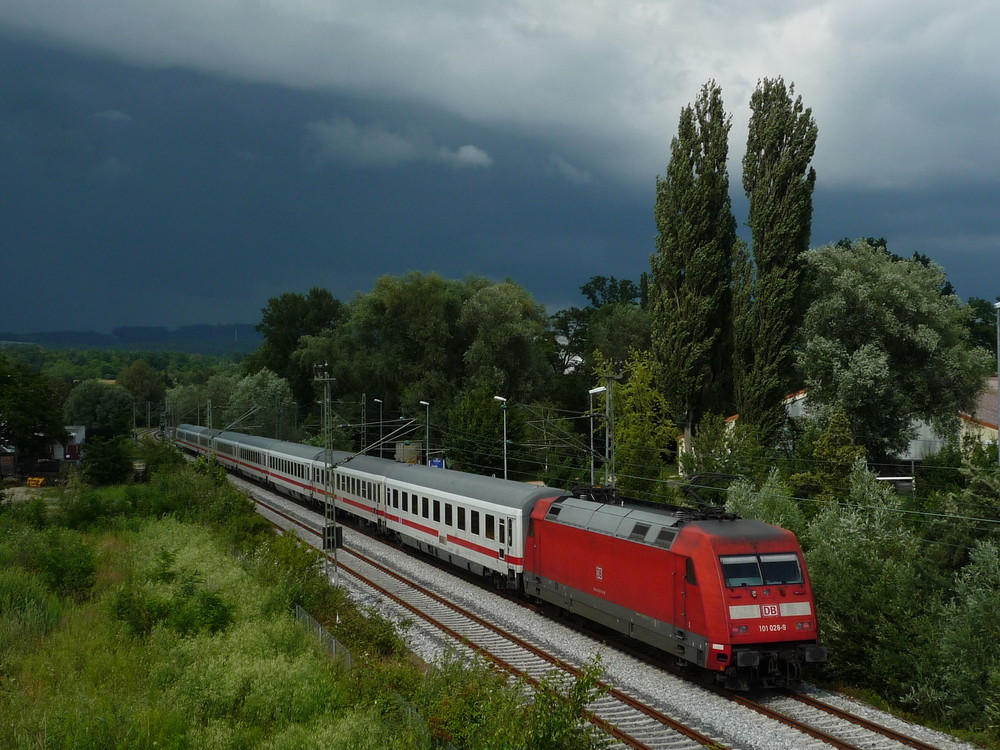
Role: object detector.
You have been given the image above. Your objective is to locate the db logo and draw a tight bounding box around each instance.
[595,566,604,581]
[762,604,780,617]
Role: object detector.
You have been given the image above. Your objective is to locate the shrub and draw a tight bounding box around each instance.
[111,551,233,638]
[81,436,135,486]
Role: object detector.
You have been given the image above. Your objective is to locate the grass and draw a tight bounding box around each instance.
[0,467,610,749]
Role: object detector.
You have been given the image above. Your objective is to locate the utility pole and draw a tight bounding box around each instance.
[604,371,617,488]
[588,386,606,486]
[314,362,340,585]
[419,401,430,465]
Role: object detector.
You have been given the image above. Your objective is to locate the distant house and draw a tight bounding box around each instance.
[53,425,86,463]
[729,378,999,461]
[958,375,999,449]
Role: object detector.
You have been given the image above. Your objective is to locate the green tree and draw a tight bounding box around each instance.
[680,411,767,487]
[63,380,133,438]
[726,469,806,538]
[0,354,67,455]
[586,303,651,367]
[579,276,640,308]
[797,240,993,458]
[651,80,737,449]
[221,369,298,439]
[733,77,817,443]
[611,350,677,501]
[788,407,866,501]
[117,360,166,426]
[460,281,553,400]
[81,436,135,486]
[249,287,345,409]
[803,461,925,691]
[553,276,646,377]
[444,385,508,476]
[927,541,1000,730]
[966,295,1000,358]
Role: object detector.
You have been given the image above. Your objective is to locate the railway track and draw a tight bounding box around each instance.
[235,476,959,750]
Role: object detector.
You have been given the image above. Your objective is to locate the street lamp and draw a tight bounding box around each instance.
[994,301,1000,466]
[419,400,430,465]
[588,386,607,486]
[373,398,383,459]
[494,396,508,479]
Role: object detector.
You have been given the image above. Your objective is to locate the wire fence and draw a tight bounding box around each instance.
[292,604,457,749]
[293,604,353,670]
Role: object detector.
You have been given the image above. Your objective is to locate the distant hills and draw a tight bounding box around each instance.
[0,324,264,356]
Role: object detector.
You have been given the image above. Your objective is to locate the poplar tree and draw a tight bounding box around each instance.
[650,81,736,450]
[733,77,817,442]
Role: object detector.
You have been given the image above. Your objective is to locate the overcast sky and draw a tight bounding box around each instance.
[2,1,998,333]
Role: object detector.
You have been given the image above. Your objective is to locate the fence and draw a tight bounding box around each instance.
[292,604,457,749]
[293,604,353,670]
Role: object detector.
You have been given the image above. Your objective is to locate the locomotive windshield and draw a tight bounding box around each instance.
[721,553,803,587]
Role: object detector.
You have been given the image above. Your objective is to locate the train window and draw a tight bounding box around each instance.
[422,496,429,519]
[392,489,399,509]
[685,558,697,586]
[498,519,505,545]
[628,523,651,542]
[485,514,495,540]
[653,528,676,549]
[401,491,409,512]
[457,507,466,530]
[471,511,480,536]
[445,504,453,527]
[759,553,803,585]
[720,555,764,587]
[433,500,440,523]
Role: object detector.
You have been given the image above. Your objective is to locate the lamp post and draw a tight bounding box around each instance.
[419,400,430,465]
[994,301,1000,466]
[373,398,383,459]
[588,386,607,485]
[494,396,508,479]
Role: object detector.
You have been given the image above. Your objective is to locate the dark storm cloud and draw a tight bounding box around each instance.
[1,1,998,333]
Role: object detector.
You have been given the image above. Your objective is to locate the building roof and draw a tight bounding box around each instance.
[962,376,998,431]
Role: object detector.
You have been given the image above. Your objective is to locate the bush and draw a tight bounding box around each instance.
[81,436,135,486]
[2,525,97,601]
[111,548,233,638]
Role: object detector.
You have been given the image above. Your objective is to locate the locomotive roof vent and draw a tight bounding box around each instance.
[545,496,684,549]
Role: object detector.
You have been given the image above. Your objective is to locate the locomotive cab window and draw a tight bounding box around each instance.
[759,553,803,585]
[720,555,763,587]
[720,553,803,587]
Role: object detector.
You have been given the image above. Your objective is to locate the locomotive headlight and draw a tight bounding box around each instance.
[731,625,748,635]
[796,620,814,631]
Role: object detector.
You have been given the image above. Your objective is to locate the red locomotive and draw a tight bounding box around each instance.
[523,492,826,689]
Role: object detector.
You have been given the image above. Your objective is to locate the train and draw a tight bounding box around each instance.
[175,423,826,689]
